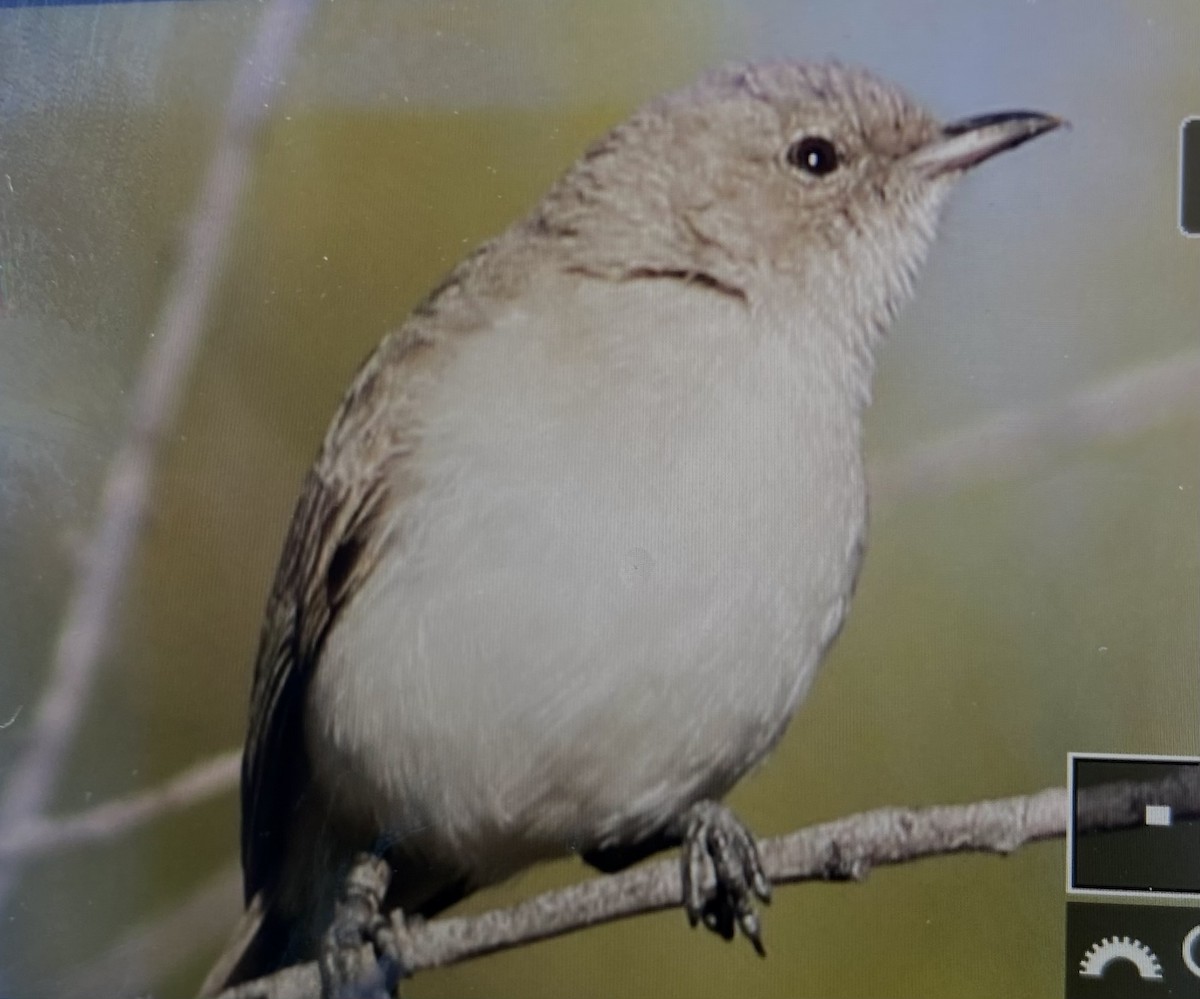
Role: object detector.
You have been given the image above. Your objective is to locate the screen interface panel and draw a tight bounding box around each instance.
[0,3,1197,997]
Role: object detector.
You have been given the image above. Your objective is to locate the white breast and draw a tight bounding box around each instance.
[311,274,867,883]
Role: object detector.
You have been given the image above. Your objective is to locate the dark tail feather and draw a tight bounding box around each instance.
[198,892,290,997]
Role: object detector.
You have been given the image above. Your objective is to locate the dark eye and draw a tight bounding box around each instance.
[786,136,840,176]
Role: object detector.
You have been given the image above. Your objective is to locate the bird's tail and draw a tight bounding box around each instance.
[197,892,289,997]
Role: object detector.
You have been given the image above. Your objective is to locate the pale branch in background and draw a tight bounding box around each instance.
[215,772,1200,999]
[0,0,317,911]
[0,749,240,862]
[873,347,1200,503]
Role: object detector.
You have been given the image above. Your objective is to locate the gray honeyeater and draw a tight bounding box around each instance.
[202,60,1062,993]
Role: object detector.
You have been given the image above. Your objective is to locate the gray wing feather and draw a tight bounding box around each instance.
[241,466,391,903]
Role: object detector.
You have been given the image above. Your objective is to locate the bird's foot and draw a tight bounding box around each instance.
[320,853,407,999]
[679,800,772,956]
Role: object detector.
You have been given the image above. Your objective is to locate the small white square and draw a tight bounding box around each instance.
[1145,804,1172,827]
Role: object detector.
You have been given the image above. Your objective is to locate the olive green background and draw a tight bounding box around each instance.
[0,2,1197,997]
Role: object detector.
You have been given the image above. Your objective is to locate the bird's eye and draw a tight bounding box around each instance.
[786,136,840,176]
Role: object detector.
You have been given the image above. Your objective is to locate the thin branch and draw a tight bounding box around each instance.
[0,0,318,910]
[873,348,1200,503]
[0,749,240,862]
[217,772,1200,999]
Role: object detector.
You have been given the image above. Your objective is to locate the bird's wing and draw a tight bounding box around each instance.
[240,325,427,906]
[241,470,391,902]
[238,231,545,908]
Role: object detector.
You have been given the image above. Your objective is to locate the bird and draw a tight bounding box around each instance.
[203,60,1062,993]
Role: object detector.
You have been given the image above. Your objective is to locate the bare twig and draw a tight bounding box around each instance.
[0,749,240,862]
[0,0,317,910]
[216,772,1200,999]
[873,348,1200,503]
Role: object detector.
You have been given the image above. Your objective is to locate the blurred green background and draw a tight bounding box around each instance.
[0,1,1197,997]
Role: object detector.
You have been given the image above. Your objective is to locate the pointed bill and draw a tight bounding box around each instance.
[910,110,1065,177]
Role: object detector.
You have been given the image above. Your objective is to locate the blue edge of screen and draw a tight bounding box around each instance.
[0,0,213,8]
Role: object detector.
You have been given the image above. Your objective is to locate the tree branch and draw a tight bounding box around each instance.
[216,771,1200,999]
[0,749,240,862]
[873,347,1200,503]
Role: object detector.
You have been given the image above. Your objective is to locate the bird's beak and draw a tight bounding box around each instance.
[909,110,1066,177]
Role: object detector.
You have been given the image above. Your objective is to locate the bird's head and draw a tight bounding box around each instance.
[537,61,1062,339]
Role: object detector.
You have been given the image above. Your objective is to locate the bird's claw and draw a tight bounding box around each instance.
[679,801,771,956]
[320,854,407,999]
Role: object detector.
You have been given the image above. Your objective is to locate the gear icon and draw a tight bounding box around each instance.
[1079,936,1164,981]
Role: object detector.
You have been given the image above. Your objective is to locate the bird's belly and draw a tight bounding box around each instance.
[315,452,861,883]
[311,290,866,884]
